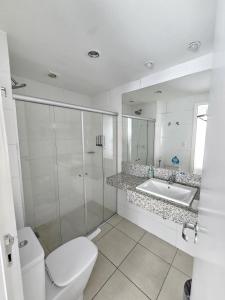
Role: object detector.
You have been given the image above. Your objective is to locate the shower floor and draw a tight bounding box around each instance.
[35,200,115,254]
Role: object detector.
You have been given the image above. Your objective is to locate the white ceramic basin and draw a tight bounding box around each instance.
[136,178,197,207]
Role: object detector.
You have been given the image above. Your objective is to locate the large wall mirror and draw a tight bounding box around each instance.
[122,70,211,174]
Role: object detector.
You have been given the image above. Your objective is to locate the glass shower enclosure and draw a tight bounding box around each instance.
[16,99,117,252]
[122,115,155,165]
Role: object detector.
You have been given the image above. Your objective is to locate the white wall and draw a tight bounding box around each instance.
[154,93,209,171]
[13,75,91,106]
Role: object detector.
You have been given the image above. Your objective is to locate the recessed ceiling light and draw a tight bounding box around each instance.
[154,90,162,94]
[48,72,58,79]
[88,50,100,58]
[188,41,201,52]
[144,61,154,69]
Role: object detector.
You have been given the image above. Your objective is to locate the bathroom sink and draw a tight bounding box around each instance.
[136,178,197,207]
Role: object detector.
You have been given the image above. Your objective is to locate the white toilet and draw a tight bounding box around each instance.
[18,227,98,300]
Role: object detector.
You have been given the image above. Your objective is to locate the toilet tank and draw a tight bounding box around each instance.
[18,227,45,300]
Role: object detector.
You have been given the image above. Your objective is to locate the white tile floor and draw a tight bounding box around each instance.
[84,214,193,300]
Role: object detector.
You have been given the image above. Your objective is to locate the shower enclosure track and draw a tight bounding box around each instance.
[122,114,155,122]
[13,94,118,116]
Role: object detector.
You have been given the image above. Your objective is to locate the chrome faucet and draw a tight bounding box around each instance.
[168,173,176,184]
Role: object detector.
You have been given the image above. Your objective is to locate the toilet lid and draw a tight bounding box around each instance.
[45,237,98,287]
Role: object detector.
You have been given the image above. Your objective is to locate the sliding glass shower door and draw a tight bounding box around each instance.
[83,112,104,232]
[16,101,62,252]
[53,107,85,243]
[103,115,117,220]
[16,100,117,252]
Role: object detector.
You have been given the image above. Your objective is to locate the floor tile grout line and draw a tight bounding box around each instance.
[137,241,176,265]
[108,216,178,264]
[98,250,119,269]
[155,248,178,300]
[94,224,114,243]
[118,269,152,300]
[94,243,174,300]
[95,220,176,298]
[112,226,145,244]
[117,241,138,268]
[106,214,124,227]
[98,239,138,270]
[118,242,174,300]
[138,230,147,241]
[94,215,193,299]
[172,265,192,278]
[107,214,147,243]
[94,245,153,300]
[91,267,118,300]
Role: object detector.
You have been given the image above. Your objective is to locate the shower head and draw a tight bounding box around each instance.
[134,109,142,115]
[11,77,26,89]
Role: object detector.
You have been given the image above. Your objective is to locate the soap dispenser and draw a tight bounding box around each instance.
[148,166,154,178]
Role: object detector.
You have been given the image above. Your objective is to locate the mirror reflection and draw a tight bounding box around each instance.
[122,70,211,174]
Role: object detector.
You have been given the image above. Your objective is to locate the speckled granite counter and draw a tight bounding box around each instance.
[107,173,198,225]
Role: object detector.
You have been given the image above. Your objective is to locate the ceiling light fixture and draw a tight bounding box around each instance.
[144,61,154,69]
[48,72,58,79]
[88,50,100,58]
[154,90,162,94]
[188,41,201,52]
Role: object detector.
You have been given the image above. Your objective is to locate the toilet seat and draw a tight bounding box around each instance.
[46,237,98,288]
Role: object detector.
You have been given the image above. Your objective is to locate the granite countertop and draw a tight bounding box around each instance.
[107,172,198,225]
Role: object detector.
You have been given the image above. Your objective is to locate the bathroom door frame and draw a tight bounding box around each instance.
[0,92,24,300]
[190,1,225,298]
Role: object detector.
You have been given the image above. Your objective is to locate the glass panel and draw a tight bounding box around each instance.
[103,115,117,220]
[53,107,85,243]
[122,117,129,162]
[131,119,148,164]
[16,101,61,252]
[147,121,155,165]
[83,112,104,233]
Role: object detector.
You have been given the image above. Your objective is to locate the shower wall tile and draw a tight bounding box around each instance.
[22,177,34,226]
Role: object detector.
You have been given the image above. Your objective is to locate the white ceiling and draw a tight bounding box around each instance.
[0,0,216,96]
[123,70,211,105]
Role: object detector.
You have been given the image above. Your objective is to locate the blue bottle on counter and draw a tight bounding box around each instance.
[171,156,179,166]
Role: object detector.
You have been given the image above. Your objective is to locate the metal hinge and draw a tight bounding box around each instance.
[1,87,7,97]
[4,234,15,266]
